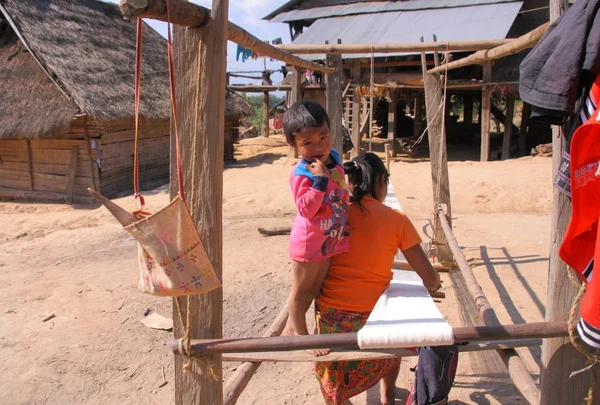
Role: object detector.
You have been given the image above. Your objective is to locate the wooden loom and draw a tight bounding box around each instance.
[112,0,582,403]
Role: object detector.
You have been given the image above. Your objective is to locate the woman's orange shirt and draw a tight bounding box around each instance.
[316,196,422,312]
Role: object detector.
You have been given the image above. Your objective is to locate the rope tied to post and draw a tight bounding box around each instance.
[567,267,599,405]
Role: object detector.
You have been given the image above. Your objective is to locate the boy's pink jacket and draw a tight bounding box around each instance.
[289,149,350,263]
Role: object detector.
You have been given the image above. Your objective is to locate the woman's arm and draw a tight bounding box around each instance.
[402,244,440,291]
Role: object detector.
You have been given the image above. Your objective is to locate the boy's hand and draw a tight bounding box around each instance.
[306,159,328,177]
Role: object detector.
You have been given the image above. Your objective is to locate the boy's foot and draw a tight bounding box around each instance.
[306,348,330,357]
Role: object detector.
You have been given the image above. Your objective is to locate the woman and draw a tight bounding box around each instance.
[303,152,440,405]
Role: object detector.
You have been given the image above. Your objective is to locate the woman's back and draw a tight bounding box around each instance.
[316,196,421,312]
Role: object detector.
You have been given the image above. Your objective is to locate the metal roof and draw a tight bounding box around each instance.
[292,1,523,59]
[270,0,522,23]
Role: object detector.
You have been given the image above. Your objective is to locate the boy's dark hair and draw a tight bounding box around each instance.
[283,100,331,145]
[343,152,389,205]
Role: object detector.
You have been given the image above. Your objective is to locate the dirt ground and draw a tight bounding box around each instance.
[0,134,553,405]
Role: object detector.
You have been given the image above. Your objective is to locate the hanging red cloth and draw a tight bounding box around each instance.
[559,75,600,348]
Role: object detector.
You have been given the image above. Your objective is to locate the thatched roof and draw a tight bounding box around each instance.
[0,26,79,139]
[226,90,255,120]
[0,0,253,139]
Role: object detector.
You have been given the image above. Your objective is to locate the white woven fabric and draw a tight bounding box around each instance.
[357,270,454,349]
[357,183,453,349]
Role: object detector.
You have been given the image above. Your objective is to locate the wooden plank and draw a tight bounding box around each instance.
[25,140,33,191]
[501,92,516,160]
[420,39,452,263]
[518,102,532,156]
[171,0,227,402]
[480,61,492,162]
[65,146,79,204]
[387,90,397,157]
[30,140,89,150]
[223,306,288,405]
[100,126,170,144]
[325,39,344,155]
[83,126,99,190]
[0,161,95,178]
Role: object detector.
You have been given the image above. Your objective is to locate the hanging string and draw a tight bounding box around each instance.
[567,267,598,405]
[369,45,374,152]
[165,0,185,201]
[132,19,150,218]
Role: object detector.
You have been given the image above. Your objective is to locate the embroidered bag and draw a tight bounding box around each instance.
[89,19,221,297]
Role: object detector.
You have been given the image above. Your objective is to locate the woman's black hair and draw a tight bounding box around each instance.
[343,152,390,205]
[283,100,331,145]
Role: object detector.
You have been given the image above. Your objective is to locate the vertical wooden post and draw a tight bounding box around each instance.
[262,92,269,138]
[325,39,344,155]
[539,1,598,403]
[384,143,391,172]
[480,61,492,162]
[351,59,362,156]
[413,93,423,138]
[463,94,473,134]
[387,90,397,157]
[420,38,452,263]
[65,145,79,204]
[501,92,516,160]
[170,0,228,403]
[518,102,532,156]
[287,66,301,158]
[83,124,99,191]
[25,140,34,191]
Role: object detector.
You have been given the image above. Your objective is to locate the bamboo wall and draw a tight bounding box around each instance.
[97,118,170,198]
[0,122,100,203]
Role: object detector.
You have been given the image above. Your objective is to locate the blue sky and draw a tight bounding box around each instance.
[106,0,291,86]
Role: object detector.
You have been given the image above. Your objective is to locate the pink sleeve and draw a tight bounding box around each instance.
[290,175,326,219]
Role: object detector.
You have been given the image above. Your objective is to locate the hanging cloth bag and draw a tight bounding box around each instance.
[88,19,221,297]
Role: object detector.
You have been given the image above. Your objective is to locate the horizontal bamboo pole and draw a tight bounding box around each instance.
[428,22,550,74]
[227,85,292,92]
[436,205,541,405]
[119,0,333,73]
[222,339,544,363]
[275,39,514,55]
[171,322,567,355]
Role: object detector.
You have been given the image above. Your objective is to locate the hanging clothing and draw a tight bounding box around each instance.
[235,44,253,63]
[559,75,600,349]
[519,0,600,124]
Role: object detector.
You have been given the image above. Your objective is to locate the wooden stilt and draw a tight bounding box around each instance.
[501,92,516,160]
[325,39,344,155]
[436,205,541,404]
[287,67,301,158]
[65,146,79,204]
[463,94,473,135]
[223,306,288,405]
[262,92,269,138]
[25,140,33,191]
[387,90,397,157]
[518,102,532,156]
[420,38,452,263]
[170,0,228,402]
[384,144,391,173]
[413,93,423,139]
[171,322,568,355]
[480,61,492,162]
[351,59,362,156]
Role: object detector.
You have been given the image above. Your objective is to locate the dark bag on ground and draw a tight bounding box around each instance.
[406,345,459,405]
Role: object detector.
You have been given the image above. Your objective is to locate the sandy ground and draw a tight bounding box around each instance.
[0,134,553,405]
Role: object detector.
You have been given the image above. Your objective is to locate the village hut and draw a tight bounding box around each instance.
[0,0,252,203]
[265,0,550,160]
